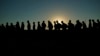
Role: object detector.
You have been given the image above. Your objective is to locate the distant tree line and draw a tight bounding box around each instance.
[0,19,100,32]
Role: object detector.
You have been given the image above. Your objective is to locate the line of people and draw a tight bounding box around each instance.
[0,19,100,32]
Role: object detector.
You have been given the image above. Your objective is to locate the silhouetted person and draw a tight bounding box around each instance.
[75,20,82,31]
[54,21,57,30]
[92,20,97,31]
[0,24,1,31]
[82,21,87,29]
[33,22,35,30]
[37,21,41,30]
[89,19,92,31]
[97,19,100,30]
[41,21,46,30]
[61,21,67,30]
[6,22,9,31]
[27,20,31,30]
[10,23,15,31]
[68,20,74,31]
[1,24,5,31]
[56,21,61,30]
[48,20,53,30]
[2,24,5,30]
[21,22,25,31]
[16,21,20,31]
[82,21,87,31]
[0,25,1,31]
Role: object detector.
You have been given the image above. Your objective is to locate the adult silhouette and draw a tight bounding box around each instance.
[1,24,5,31]
[56,21,61,30]
[41,21,46,30]
[10,23,15,31]
[37,21,41,30]
[97,19,100,30]
[6,22,9,31]
[27,20,31,30]
[82,21,87,31]
[68,20,74,31]
[92,20,97,30]
[33,22,35,30]
[61,21,67,31]
[75,20,82,31]
[89,19,92,31]
[0,25,1,31]
[21,22,25,31]
[54,21,57,30]
[48,20,53,30]
[16,21,20,31]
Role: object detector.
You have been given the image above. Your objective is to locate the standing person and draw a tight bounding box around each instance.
[41,21,46,30]
[68,20,74,31]
[92,20,97,31]
[0,24,1,31]
[21,22,25,31]
[37,21,41,31]
[16,21,20,31]
[56,21,61,30]
[75,20,82,32]
[1,24,5,31]
[82,21,87,32]
[61,21,67,31]
[89,19,92,31]
[97,19,100,31]
[48,20,53,30]
[33,22,35,30]
[54,21,57,30]
[27,20,31,30]
[6,22,9,31]
[10,23,15,31]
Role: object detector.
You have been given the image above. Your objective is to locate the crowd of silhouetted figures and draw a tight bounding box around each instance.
[0,19,100,32]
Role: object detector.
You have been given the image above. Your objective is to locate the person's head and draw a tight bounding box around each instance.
[6,22,8,24]
[57,20,59,23]
[1,24,4,26]
[54,21,56,24]
[43,21,45,23]
[69,20,71,23]
[82,21,84,23]
[76,20,79,23]
[89,19,91,22]
[61,21,64,24]
[38,21,40,24]
[22,22,24,24]
[33,22,35,24]
[27,20,29,23]
[97,19,100,22]
[48,20,50,23]
[10,23,13,26]
[92,20,94,22]
[16,21,19,25]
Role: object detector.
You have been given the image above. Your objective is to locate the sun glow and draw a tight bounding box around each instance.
[51,15,68,24]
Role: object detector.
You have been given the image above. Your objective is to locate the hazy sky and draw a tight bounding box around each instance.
[0,0,100,25]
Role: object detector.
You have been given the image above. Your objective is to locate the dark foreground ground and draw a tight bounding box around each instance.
[1,30,99,56]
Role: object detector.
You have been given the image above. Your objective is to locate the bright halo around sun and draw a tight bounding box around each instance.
[51,15,68,24]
